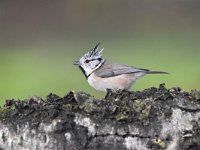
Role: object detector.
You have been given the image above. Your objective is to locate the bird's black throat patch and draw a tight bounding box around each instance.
[78,66,88,79]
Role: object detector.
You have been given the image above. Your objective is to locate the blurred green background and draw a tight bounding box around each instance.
[0,0,200,105]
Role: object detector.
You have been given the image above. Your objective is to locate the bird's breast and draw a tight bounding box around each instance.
[87,73,136,92]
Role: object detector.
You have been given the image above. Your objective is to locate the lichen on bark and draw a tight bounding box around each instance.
[0,84,200,150]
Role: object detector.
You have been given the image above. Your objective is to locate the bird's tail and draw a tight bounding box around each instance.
[146,70,169,74]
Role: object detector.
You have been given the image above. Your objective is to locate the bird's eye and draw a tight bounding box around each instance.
[98,58,102,61]
[85,60,90,63]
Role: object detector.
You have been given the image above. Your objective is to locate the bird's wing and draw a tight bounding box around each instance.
[95,61,149,78]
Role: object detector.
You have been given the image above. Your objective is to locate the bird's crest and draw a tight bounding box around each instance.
[83,42,104,59]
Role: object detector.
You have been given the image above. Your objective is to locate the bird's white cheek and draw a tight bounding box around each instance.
[82,67,92,76]
[87,76,96,88]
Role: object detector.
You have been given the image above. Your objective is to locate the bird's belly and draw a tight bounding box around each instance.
[87,74,136,92]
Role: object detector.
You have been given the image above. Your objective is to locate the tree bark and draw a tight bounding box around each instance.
[0,84,200,150]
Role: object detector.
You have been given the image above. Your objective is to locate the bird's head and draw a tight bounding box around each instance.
[73,43,105,77]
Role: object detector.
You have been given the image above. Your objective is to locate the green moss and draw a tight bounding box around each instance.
[111,105,117,114]
[116,113,128,121]
[133,99,152,125]
[152,138,166,148]
[79,101,96,113]
[0,107,12,121]
[191,90,200,100]
[141,105,151,119]
[63,104,74,110]
[134,99,151,119]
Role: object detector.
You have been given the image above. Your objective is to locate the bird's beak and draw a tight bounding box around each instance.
[73,60,80,65]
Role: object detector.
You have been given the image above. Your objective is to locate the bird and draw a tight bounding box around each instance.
[73,43,168,92]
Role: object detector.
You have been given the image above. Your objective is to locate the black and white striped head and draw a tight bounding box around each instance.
[73,43,105,78]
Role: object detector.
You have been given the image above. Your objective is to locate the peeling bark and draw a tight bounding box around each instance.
[0,84,200,150]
